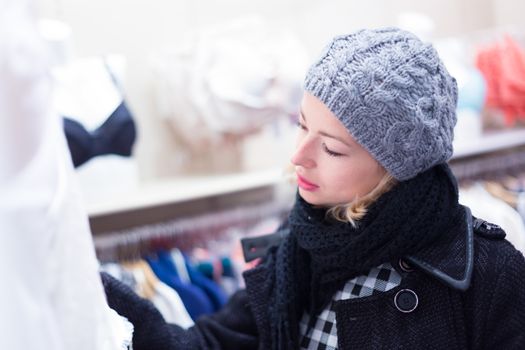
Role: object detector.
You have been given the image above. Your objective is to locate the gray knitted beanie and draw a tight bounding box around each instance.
[304,27,458,181]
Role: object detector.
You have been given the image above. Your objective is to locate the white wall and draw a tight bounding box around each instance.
[493,0,525,30]
[38,0,508,58]
[36,0,524,181]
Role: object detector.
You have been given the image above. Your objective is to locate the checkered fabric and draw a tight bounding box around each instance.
[299,262,402,350]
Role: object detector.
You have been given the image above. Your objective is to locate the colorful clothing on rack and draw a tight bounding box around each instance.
[183,255,228,311]
[147,252,214,319]
[476,35,525,126]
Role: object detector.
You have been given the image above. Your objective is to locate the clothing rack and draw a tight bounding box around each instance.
[94,199,291,262]
[91,181,293,262]
[450,145,525,183]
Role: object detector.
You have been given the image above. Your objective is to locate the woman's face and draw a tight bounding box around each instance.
[291,92,386,207]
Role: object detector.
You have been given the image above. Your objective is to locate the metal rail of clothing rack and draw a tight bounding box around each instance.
[94,199,291,262]
[450,128,525,183]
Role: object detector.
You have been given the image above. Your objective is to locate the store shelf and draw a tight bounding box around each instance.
[86,167,286,217]
[452,128,525,159]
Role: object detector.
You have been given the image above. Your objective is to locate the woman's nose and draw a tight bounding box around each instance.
[291,138,316,168]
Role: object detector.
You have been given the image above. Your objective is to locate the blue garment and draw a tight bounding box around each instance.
[155,251,227,311]
[196,261,214,280]
[183,255,227,311]
[146,254,214,320]
[196,257,236,279]
[221,257,236,278]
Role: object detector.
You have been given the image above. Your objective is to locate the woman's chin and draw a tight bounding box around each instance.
[298,189,326,206]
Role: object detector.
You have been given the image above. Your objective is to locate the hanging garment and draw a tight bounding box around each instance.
[152,17,308,149]
[518,192,525,221]
[101,263,139,291]
[51,54,136,168]
[476,34,525,126]
[170,249,191,284]
[123,259,194,328]
[195,256,241,297]
[0,1,124,348]
[108,309,134,350]
[459,183,525,254]
[63,102,136,167]
[102,261,193,328]
[152,281,194,328]
[182,254,228,311]
[147,253,214,320]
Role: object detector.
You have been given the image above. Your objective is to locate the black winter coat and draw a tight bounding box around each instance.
[102,213,525,349]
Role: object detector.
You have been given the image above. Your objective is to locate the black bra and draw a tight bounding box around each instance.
[63,101,137,167]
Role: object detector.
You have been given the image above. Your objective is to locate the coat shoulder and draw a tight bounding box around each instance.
[472,218,525,281]
[466,220,525,348]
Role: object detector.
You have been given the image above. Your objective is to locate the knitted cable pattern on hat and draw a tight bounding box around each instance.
[304,27,458,181]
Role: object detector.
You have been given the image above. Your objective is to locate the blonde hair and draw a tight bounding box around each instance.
[326,172,398,227]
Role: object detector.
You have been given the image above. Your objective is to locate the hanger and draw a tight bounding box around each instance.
[137,259,161,292]
[170,248,191,284]
[122,260,156,299]
[484,181,518,207]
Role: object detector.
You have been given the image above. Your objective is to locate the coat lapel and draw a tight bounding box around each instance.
[405,205,474,291]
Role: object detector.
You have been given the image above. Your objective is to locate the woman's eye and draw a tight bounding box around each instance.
[297,122,307,131]
[323,143,343,157]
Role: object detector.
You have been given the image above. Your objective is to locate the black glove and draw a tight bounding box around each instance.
[101,272,189,350]
[100,272,163,325]
[100,272,258,350]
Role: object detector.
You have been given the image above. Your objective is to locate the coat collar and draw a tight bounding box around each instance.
[405,205,474,291]
[243,205,488,298]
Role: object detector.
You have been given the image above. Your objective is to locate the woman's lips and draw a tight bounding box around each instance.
[297,174,319,191]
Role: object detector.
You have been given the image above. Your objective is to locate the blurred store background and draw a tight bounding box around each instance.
[7,0,515,259]
[33,1,525,215]
[23,1,518,229]
[3,2,525,348]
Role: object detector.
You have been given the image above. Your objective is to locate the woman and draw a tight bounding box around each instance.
[102,27,525,349]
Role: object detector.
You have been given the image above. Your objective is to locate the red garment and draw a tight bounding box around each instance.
[476,35,525,126]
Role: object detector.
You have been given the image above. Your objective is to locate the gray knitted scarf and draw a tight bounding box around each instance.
[265,163,463,350]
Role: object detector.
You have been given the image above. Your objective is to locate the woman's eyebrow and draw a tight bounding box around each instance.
[300,110,352,148]
[319,130,352,148]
